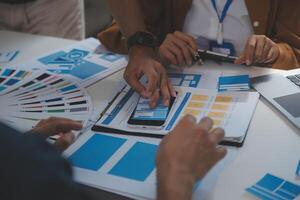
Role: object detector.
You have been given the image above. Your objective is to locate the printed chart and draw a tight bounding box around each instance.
[0,67,93,132]
[168,73,201,88]
[64,131,159,199]
[17,38,128,87]
[0,66,34,94]
[64,130,238,200]
[96,85,259,141]
[246,173,300,200]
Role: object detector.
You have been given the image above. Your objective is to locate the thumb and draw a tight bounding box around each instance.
[235,54,246,65]
[34,118,82,138]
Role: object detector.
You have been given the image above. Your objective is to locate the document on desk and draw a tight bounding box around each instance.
[94,85,259,144]
[16,38,128,87]
[0,69,94,133]
[0,50,19,63]
[246,173,300,200]
[0,66,38,95]
[167,69,221,89]
[63,130,238,200]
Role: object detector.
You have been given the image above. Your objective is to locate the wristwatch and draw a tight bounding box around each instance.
[127,31,157,50]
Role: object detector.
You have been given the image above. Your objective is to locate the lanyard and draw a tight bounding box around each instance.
[210,0,233,44]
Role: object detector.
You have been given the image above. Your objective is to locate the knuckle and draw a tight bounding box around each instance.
[206,139,215,148]
[166,34,173,39]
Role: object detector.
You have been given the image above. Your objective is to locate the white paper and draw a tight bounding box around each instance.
[63,130,238,200]
[96,85,259,139]
[15,38,128,87]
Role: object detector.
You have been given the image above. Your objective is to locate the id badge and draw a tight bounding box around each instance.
[209,40,235,56]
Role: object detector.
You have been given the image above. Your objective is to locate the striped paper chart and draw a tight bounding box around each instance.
[0,66,93,133]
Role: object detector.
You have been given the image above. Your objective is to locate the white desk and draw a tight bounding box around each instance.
[1,30,300,200]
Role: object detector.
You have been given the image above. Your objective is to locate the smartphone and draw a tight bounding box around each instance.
[127,95,176,129]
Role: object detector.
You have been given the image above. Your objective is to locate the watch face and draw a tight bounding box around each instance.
[138,37,144,43]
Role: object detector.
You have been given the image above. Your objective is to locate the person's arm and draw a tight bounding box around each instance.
[0,120,90,200]
[105,0,176,108]
[156,116,227,200]
[105,0,145,37]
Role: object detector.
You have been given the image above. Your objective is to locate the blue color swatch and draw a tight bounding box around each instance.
[218,75,250,92]
[219,75,250,85]
[39,49,107,79]
[297,160,300,176]
[2,69,15,76]
[0,86,6,91]
[59,85,78,92]
[69,134,126,171]
[109,142,158,181]
[246,173,300,200]
[5,78,19,86]
[168,73,201,88]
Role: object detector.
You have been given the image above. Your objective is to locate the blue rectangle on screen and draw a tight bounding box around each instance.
[296,160,300,176]
[60,85,78,92]
[246,173,300,200]
[109,142,158,181]
[69,134,126,171]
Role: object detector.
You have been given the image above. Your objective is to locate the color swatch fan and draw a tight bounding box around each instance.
[0,67,93,133]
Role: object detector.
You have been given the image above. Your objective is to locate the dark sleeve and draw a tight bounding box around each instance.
[0,122,92,200]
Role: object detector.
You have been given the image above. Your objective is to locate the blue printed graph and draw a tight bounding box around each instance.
[109,142,158,181]
[39,49,107,79]
[168,73,201,88]
[246,173,300,200]
[69,134,126,171]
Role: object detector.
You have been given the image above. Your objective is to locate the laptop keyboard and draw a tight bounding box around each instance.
[286,74,300,87]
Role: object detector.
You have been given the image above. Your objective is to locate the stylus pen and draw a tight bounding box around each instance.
[193,49,237,64]
[193,49,267,67]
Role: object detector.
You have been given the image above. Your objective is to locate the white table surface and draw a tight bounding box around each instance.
[1,30,300,200]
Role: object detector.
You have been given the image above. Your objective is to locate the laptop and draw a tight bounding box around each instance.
[252,69,300,129]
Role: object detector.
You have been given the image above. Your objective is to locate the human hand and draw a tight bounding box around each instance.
[124,46,176,108]
[156,115,227,200]
[159,31,197,66]
[32,117,82,152]
[235,35,280,66]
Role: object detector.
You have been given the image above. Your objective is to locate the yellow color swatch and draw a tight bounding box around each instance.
[215,95,233,103]
[191,94,209,101]
[207,111,226,119]
[187,101,205,108]
[211,104,229,111]
[212,119,222,126]
[183,109,201,117]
